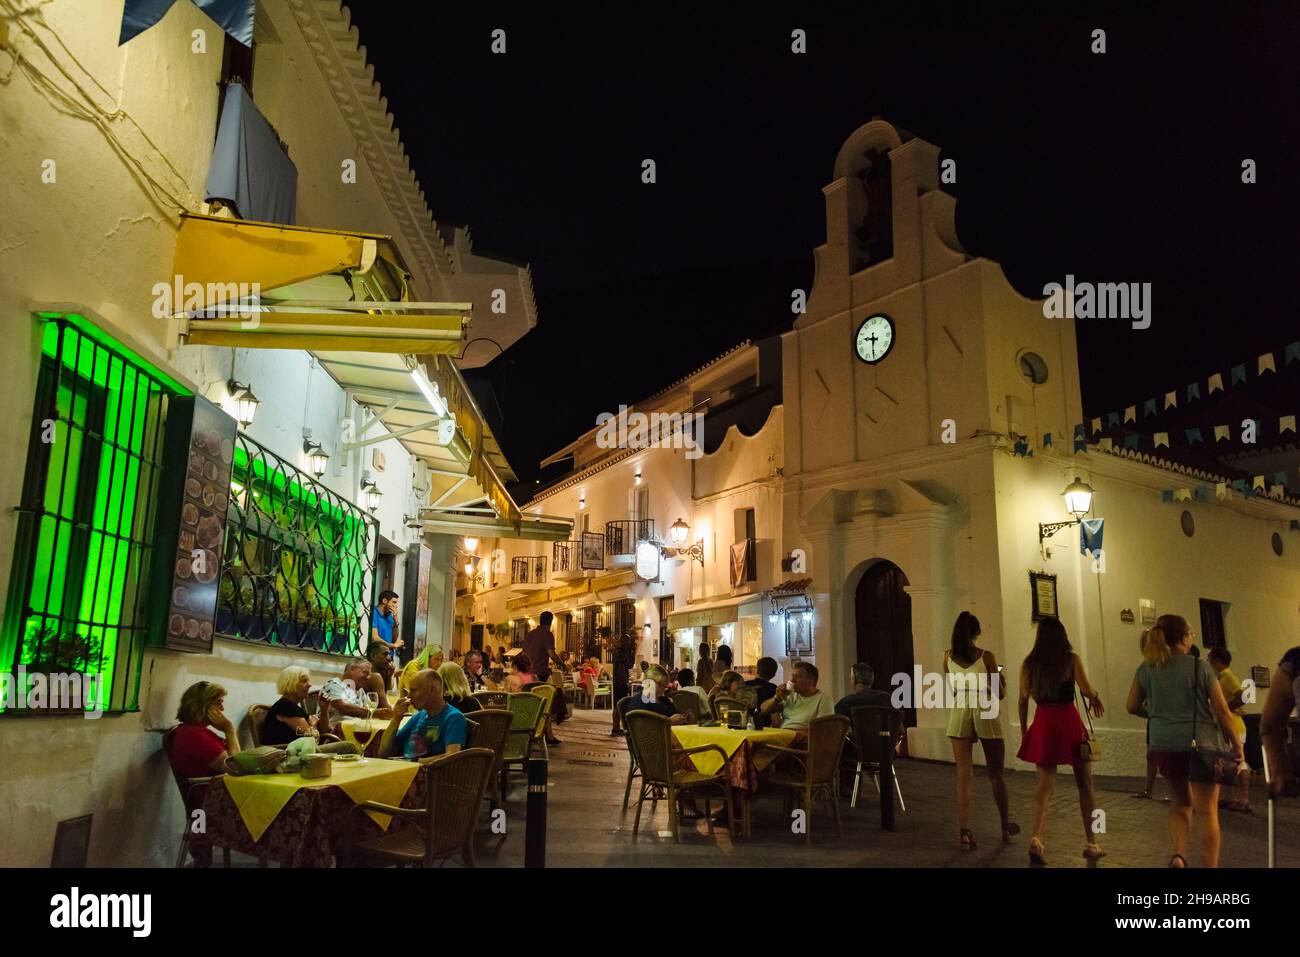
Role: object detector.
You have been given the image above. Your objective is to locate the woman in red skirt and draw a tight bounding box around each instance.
[1017,618,1106,865]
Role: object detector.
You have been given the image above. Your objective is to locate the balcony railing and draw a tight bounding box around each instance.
[511,555,547,586]
[552,540,582,575]
[606,519,654,556]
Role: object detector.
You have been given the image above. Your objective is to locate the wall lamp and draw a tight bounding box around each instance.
[662,516,704,567]
[303,438,329,478]
[226,379,260,428]
[1039,477,1095,551]
[360,475,383,511]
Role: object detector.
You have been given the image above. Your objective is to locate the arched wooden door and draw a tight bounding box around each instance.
[855,561,915,728]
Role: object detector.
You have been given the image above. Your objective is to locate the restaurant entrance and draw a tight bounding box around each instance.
[855,560,915,729]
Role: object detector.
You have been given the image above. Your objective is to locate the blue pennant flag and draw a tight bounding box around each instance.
[1286,341,1300,366]
[121,0,254,46]
[1123,434,1140,449]
[1143,398,1158,417]
[1291,520,1300,531]
[1074,423,1086,439]
[1187,382,1201,402]
[1080,518,1104,558]
[1232,479,1248,492]
[1194,488,1210,501]
[1106,411,1120,427]
[1042,432,1053,447]
[1012,439,1030,457]
[1160,490,1174,503]
[1073,438,1087,453]
[1230,364,1247,385]
[1276,471,1289,486]
[1184,428,1204,444]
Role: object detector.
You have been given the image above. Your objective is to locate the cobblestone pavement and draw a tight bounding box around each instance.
[476,707,1299,869]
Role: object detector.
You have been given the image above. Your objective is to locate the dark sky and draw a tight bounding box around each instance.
[347,2,1300,487]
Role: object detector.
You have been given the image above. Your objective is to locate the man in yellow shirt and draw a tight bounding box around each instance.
[1207,648,1252,812]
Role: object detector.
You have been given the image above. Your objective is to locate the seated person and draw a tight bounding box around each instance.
[438,660,483,715]
[398,644,443,698]
[321,659,393,732]
[762,661,835,741]
[580,656,602,695]
[744,657,780,728]
[506,653,537,693]
[463,649,488,692]
[261,666,318,745]
[675,668,712,717]
[621,665,689,725]
[709,670,750,722]
[171,680,242,778]
[834,662,893,717]
[383,669,467,761]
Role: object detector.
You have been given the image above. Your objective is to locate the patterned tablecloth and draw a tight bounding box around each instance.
[671,725,797,792]
[202,758,422,867]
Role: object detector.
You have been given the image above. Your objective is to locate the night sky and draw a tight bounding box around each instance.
[347,2,1300,488]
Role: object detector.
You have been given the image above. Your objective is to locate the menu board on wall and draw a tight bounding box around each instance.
[403,542,432,663]
[149,396,238,653]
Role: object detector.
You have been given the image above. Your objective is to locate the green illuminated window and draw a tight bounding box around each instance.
[2,316,181,714]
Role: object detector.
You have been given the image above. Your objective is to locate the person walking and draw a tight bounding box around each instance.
[1125,614,1243,868]
[944,611,1018,849]
[1017,618,1105,865]
[696,643,716,695]
[610,630,637,735]
[1207,647,1252,813]
[1132,629,1167,801]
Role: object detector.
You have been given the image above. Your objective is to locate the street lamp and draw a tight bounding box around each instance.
[670,517,689,547]
[465,536,479,553]
[303,439,329,479]
[226,379,260,428]
[1039,477,1096,551]
[664,517,704,567]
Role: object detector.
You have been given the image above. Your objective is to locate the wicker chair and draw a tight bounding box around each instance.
[522,683,556,746]
[625,711,734,843]
[500,692,546,794]
[670,690,707,723]
[711,696,749,726]
[473,690,509,709]
[617,695,642,811]
[343,748,495,867]
[848,705,906,810]
[161,727,229,868]
[246,704,272,746]
[466,708,513,809]
[753,714,851,844]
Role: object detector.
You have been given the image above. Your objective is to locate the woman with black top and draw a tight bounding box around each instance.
[261,666,317,745]
[1017,618,1105,865]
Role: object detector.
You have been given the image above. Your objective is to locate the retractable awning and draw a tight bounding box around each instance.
[168,213,469,354]
[666,592,761,630]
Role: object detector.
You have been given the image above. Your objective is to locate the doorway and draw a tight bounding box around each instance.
[855,560,915,728]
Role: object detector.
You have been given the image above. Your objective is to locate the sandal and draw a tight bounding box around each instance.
[1028,837,1047,867]
[959,828,976,851]
[1131,790,1151,800]
[1083,842,1107,860]
[1168,853,1187,868]
[1002,822,1020,843]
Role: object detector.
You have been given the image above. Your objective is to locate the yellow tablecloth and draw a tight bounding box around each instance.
[339,715,409,750]
[221,758,420,841]
[670,726,797,776]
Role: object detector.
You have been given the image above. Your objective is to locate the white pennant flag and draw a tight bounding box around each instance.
[1124,406,1136,423]
[1164,391,1177,410]
[1174,488,1192,503]
[1215,482,1227,500]
[1213,424,1230,442]
[1281,414,1297,434]
[1207,373,1224,394]
[1154,432,1170,448]
[1259,353,1277,374]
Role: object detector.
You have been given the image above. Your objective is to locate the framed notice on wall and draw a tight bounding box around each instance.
[1029,571,1058,621]
[581,531,605,570]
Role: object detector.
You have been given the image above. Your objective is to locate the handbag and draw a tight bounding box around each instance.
[1187,660,1237,785]
[1075,684,1102,762]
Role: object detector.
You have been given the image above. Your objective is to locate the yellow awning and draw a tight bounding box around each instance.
[667,593,761,630]
[170,213,468,354]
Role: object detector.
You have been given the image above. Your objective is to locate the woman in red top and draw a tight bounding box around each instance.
[171,681,241,779]
[506,653,537,693]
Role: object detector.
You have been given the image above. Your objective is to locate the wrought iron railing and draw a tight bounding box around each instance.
[552,540,581,574]
[215,432,377,655]
[510,555,547,585]
[606,519,654,556]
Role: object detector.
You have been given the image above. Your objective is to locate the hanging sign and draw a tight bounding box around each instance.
[635,540,660,581]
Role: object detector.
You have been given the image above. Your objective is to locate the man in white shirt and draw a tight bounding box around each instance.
[320,659,392,731]
[762,660,834,742]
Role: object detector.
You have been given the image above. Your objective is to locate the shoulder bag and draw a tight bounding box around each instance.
[1187,660,1237,785]
[1075,682,1102,762]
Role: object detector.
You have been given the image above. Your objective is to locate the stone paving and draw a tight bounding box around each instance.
[475,706,1299,869]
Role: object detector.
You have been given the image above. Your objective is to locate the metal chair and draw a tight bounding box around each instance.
[466,708,513,809]
[473,690,509,709]
[625,711,734,843]
[343,748,495,867]
[670,690,708,722]
[161,727,229,868]
[500,692,545,793]
[753,714,851,844]
[523,682,557,746]
[848,705,906,810]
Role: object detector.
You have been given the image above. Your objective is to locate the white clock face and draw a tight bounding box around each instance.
[855,314,894,364]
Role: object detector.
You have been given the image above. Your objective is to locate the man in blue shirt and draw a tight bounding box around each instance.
[382,669,467,761]
[367,590,403,687]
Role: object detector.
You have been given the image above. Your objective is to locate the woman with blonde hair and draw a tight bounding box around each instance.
[1132,629,1167,800]
[398,644,444,697]
[171,681,241,778]
[437,661,482,714]
[261,666,317,745]
[709,669,748,718]
[1126,614,1243,867]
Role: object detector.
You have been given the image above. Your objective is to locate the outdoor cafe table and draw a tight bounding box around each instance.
[670,725,797,836]
[339,715,409,754]
[202,757,423,867]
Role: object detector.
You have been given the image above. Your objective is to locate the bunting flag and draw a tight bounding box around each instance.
[1230,364,1247,385]
[1213,424,1230,442]
[1106,411,1120,427]
[1232,479,1248,493]
[1042,432,1053,447]
[1270,484,1286,500]
[1184,428,1204,444]
[1154,432,1170,448]
[1286,341,1300,365]
[1207,373,1224,394]
[1194,487,1210,501]
[1080,518,1104,558]
[1012,438,1031,456]
[1123,406,1136,423]
[1090,417,1102,436]
[1215,482,1227,500]
[1074,435,1087,453]
[1275,471,1289,486]
[1161,490,1174,503]
[120,0,255,47]
[1143,398,1158,417]
[1292,520,1300,531]
[1282,415,1297,434]
[1164,391,1178,410]
[1259,353,1277,375]
[1252,475,1266,492]
[1187,382,1201,402]
[1097,437,1113,452]
[1173,488,1191,502]
[1074,423,1086,439]
[1123,434,1140,449]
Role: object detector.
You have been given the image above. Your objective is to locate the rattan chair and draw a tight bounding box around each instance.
[466,708,513,809]
[670,690,707,722]
[343,748,495,867]
[523,682,556,746]
[711,696,749,725]
[500,692,545,793]
[848,705,906,810]
[753,714,851,844]
[625,711,734,843]
[161,727,230,868]
[474,690,509,709]
[616,695,642,810]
